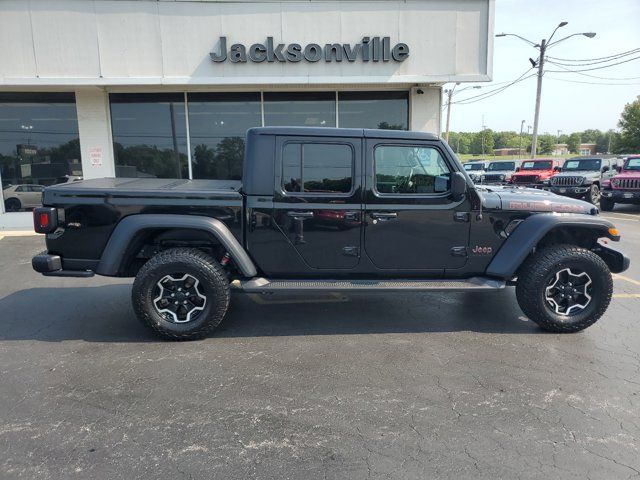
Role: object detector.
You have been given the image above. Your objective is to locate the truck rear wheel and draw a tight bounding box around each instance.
[585,184,600,205]
[516,244,612,333]
[132,248,230,341]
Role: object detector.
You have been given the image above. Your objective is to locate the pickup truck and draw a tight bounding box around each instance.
[549,157,617,205]
[601,156,640,211]
[32,127,629,340]
[510,159,562,188]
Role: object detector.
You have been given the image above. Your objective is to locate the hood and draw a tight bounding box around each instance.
[554,170,599,179]
[478,185,597,215]
[615,170,640,178]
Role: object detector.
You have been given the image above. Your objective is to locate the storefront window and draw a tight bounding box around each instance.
[0,93,81,212]
[264,92,335,128]
[110,93,189,179]
[338,91,408,130]
[187,93,261,180]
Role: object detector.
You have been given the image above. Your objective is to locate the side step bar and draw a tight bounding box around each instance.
[234,277,505,293]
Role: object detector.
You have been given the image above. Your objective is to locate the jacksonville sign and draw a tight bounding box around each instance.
[210,36,409,63]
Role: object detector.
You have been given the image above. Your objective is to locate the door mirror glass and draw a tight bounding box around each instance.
[602,165,609,173]
[450,171,467,201]
[515,167,520,172]
[554,166,561,172]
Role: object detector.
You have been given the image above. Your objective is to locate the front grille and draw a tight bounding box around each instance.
[484,174,505,182]
[551,176,583,186]
[513,175,539,184]
[616,178,640,190]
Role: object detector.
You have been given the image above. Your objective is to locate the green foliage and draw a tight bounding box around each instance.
[617,95,640,153]
[537,134,556,154]
[470,129,494,155]
[567,133,581,154]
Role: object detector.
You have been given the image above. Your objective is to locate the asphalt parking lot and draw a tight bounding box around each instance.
[1,205,639,480]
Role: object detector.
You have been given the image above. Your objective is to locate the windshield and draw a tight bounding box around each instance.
[464,163,484,171]
[562,159,601,171]
[487,162,515,171]
[624,158,640,171]
[521,160,552,170]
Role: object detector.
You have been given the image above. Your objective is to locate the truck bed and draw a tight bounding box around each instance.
[43,178,243,204]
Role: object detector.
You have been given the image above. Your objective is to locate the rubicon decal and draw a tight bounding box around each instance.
[508,201,587,213]
[210,36,409,63]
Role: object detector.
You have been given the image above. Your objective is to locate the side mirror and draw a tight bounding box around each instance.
[450,171,467,201]
[602,166,609,173]
[515,167,520,172]
[554,166,561,172]
[615,165,621,172]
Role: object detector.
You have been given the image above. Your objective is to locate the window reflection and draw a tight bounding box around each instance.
[110,93,188,179]
[375,145,450,194]
[283,143,353,194]
[0,93,81,212]
[264,92,335,128]
[338,91,408,130]
[187,93,261,180]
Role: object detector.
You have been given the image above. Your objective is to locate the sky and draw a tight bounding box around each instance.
[447,0,640,134]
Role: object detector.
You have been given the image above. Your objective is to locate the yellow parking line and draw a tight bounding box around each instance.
[613,294,640,298]
[613,274,640,286]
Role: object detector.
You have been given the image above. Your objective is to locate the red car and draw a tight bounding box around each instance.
[510,159,562,189]
[600,155,640,211]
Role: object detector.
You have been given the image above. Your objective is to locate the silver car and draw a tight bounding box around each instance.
[3,184,45,212]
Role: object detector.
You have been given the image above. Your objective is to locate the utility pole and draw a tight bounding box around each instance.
[496,24,596,159]
[519,120,526,159]
[444,84,480,142]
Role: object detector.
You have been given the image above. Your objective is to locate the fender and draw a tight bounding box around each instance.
[96,214,257,277]
[486,213,619,279]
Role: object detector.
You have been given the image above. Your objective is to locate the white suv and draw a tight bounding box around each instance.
[3,184,45,212]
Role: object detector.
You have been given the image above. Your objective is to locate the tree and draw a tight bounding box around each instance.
[470,129,494,155]
[617,95,640,153]
[538,134,556,155]
[567,133,581,154]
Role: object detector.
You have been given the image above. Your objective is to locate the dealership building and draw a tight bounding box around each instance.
[0,0,494,227]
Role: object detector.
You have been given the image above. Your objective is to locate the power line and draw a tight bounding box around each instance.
[546,55,640,74]
[546,48,640,63]
[545,59,640,80]
[452,71,535,105]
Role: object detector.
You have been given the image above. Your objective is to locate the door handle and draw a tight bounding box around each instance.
[287,210,314,219]
[370,212,398,220]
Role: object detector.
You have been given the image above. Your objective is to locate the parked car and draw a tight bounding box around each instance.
[549,157,617,205]
[3,184,45,212]
[463,160,487,183]
[510,159,562,188]
[32,127,628,340]
[481,160,520,185]
[600,155,640,211]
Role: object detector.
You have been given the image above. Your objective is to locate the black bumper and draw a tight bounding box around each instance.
[601,189,640,203]
[32,252,94,278]
[594,244,630,274]
[550,186,590,197]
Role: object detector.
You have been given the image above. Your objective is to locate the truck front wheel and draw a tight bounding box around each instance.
[132,248,230,341]
[516,244,612,333]
[599,197,615,211]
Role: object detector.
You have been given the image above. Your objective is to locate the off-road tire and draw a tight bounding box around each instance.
[516,244,612,333]
[132,248,230,341]
[585,184,600,205]
[599,197,615,211]
[4,198,21,212]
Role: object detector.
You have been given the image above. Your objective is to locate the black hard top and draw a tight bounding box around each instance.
[248,126,440,141]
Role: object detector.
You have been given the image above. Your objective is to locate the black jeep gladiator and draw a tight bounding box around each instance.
[549,156,617,205]
[32,127,629,340]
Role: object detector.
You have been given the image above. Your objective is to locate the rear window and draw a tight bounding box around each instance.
[282,142,353,194]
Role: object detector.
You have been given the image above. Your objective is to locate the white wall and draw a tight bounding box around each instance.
[0,0,494,87]
[75,88,116,179]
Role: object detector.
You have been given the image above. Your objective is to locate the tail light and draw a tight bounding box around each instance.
[33,207,58,234]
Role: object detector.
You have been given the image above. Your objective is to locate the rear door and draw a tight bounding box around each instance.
[271,136,363,270]
[363,140,471,272]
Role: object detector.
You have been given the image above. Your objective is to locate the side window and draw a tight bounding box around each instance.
[30,185,45,192]
[374,145,451,194]
[282,142,353,194]
[15,186,25,192]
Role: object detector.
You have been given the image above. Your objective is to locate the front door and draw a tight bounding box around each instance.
[363,141,471,272]
[271,136,363,270]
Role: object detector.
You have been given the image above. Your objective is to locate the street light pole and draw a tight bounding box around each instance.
[496,23,596,159]
[444,84,480,143]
